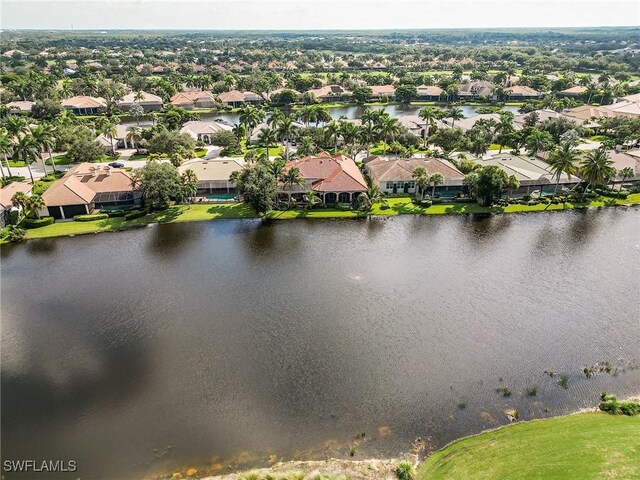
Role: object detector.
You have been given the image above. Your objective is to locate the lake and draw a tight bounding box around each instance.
[126,104,520,128]
[2,209,639,479]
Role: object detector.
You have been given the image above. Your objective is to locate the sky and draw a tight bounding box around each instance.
[1,0,639,30]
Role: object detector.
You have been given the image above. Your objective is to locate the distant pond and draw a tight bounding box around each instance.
[2,209,639,479]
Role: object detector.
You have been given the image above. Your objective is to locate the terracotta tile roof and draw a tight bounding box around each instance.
[6,101,34,112]
[369,85,396,96]
[179,159,244,182]
[506,85,541,96]
[61,96,107,109]
[284,152,367,192]
[0,182,32,209]
[308,85,351,99]
[417,85,444,96]
[180,120,232,137]
[118,91,163,105]
[217,90,262,103]
[366,157,464,184]
[560,86,588,95]
[42,163,134,206]
[170,91,215,105]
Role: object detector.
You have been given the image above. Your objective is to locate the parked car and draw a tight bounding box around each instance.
[109,162,125,168]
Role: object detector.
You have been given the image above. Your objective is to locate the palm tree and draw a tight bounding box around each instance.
[359,122,378,156]
[325,121,341,154]
[447,106,464,127]
[238,104,264,144]
[418,106,439,147]
[277,116,297,160]
[494,112,514,154]
[280,166,305,206]
[470,135,490,157]
[430,172,444,199]
[103,122,119,154]
[617,166,635,191]
[580,147,616,194]
[303,191,321,209]
[525,129,553,157]
[505,175,520,198]
[126,126,143,150]
[548,142,578,195]
[13,134,39,184]
[411,166,429,200]
[31,123,56,176]
[0,128,14,177]
[379,116,401,155]
[26,194,45,219]
[357,185,383,210]
[268,108,285,129]
[11,191,29,222]
[258,127,278,159]
[296,136,317,157]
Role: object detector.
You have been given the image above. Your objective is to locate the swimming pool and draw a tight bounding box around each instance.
[205,193,237,201]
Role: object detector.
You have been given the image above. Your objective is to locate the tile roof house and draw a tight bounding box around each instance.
[559,86,588,97]
[416,85,445,101]
[513,109,580,128]
[179,159,244,193]
[505,85,542,100]
[42,163,141,219]
[61,96,107,115]
[217,90,263,107]
[6,101,34,113]
[458,81,495,100]
[0,181,32,228]
[170,91,216,109]
[281,152,367,203]
[117,91,163,111]
[365,156,464,196]
[307,85,352,103]
[180,120,233,143]
[369,85,396,100]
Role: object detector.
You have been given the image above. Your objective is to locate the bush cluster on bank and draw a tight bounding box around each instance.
[22,217,55,229]
[74,213,110,222]
[599,393,640,416]
[124,208,149,220]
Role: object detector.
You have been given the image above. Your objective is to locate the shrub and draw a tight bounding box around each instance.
[599,393,640,416]
[496,387,512,397]
[526,387,538,397]
[522,194,532,201]
[22,217,54,229]
[395,461,414,480]
[107,210,127,217]
[74,213,109,222]
[420,200,433,208]
[7,227,26,243]
[124,208,149,220]
[558,375,569,389]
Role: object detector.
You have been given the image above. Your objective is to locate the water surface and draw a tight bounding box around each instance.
[2,209,639,479]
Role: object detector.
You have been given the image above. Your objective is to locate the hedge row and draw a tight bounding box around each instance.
[74,213,109,222]
[124,209,149,220]
[22,217,55,229]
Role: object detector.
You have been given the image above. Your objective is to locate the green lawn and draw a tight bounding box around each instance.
[6,194,640,243]
[418,412,640,480]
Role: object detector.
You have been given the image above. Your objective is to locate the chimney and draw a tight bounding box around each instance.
[105,166,111,176]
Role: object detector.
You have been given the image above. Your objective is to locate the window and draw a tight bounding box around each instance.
[407,181,415,189]
[397,181,404,188]
[386,181,394,189]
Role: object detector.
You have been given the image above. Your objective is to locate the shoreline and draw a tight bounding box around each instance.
[152,395,640,480]
[3,195,639,245]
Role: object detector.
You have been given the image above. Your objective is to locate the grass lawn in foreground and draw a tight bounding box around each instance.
[418,412,640,480]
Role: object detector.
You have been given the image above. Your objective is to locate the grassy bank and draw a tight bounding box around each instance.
[4,194,638,243]
[418,412,640,480]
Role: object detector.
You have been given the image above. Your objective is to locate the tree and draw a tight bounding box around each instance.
[0,127,15,177]
[11,191,29,222]
[547,142,578,195]
[525,129,554,157]
[429,127,467,154]
[494,112,514,154]
[505,175,520,197]
[258,127,278,159]
[418,106,439,147]
[303,191,321,209]
[31,123,57,174]
[129,103,145,126]
[126,126,143,150]
[430,172,444,199]
[617,166,635,191]
[359,122,378,156]
[13,134,39,184]
[580,147,616,193]
[277,116,298,160]
[395,84,418,104]
[31,99,63,122]
[131,161,181,210]
[475,165,508,206]
[280,166,305,206]
[26,194,45,219]
[66,136,106,163]
[411,166,429,200]
[447,106,464,127]
[234,162,278,214]
[356,185,383,211]
[238,104,264,144]
[296,136,318,157]
[325,121,341,154]
[102,121,119,154]
[148,130,196,155]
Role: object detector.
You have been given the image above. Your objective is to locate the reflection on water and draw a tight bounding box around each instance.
[1,208,639,479]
